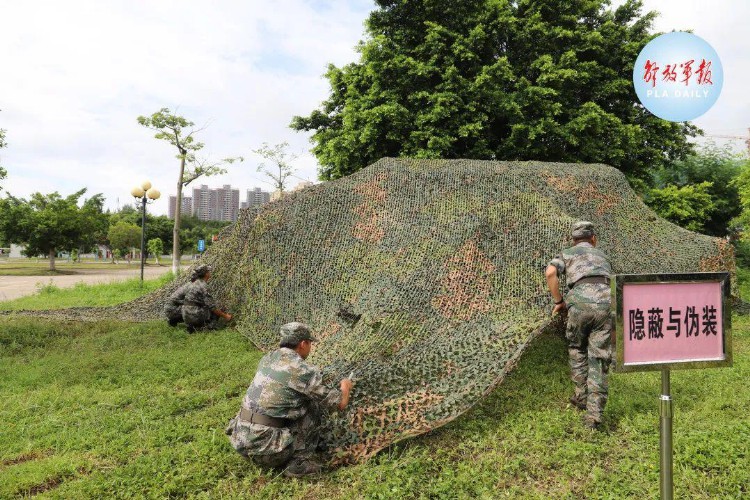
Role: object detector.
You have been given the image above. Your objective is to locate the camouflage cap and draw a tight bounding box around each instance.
[572,221,595,239]
[191,264,212,281]
[280,322,317,344]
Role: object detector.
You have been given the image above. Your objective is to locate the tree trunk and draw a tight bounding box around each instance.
[172,155,186,275]
[48,249,56,271]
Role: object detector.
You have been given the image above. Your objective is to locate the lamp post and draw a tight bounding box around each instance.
[131,181,161,282]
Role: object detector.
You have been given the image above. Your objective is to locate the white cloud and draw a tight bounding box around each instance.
[1,0,748,215]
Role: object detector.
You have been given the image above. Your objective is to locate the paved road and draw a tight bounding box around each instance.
[0,266,175,302]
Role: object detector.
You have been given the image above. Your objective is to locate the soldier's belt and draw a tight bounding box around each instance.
[239,407,291,428]
[569,276,609,289]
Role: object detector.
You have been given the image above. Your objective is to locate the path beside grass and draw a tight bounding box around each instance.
[0,265,174,302]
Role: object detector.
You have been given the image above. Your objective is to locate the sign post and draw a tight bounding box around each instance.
[197,239,206,256]
[613,272,732,500]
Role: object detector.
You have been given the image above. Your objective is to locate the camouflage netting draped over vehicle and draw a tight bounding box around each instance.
[15,159,735,464]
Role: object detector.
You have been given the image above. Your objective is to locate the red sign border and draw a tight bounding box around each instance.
[613,272,732,373]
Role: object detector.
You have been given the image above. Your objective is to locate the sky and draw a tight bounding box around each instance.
[1,0,748,216]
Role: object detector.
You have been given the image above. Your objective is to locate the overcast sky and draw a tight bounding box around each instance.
[1,0,748,215]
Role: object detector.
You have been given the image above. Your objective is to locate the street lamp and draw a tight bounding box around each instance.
[131,180,161,282]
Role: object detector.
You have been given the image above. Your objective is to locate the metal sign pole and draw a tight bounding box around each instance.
[660,367,673,500]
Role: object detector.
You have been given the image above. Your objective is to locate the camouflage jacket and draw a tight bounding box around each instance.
[243,348,342,419]
[232,348,342,455]
[163,283,189,317]
[181,280,217,316]
[549,242,612,307]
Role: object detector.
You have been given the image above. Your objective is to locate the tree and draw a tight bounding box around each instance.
[253,142,298,194]
[107,221,141,261]
[648,182,715,233]
[648,143,745,236]
[137,108,242,275]
[291,0,698,181]
[0,115,7,191]
[147,238,164,265]
[0,189,107,270]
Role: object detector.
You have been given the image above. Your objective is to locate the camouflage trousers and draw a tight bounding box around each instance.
[164,304,183,326]
[182,307,217,331]
[228,405,321,470]
[565,302,613,424]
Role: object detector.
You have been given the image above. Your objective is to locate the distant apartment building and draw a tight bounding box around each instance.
[211,184,240,222]
[192,185,212,221]
[240,187,271,210]
[168,195,193,219]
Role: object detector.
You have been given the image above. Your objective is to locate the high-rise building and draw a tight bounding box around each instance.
[192,184,211,221]
[211,184,240,221]
[168,195,193,219]
[240,187,271,210]
[190,184,240,222]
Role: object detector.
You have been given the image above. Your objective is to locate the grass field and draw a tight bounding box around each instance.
[0,278,748,498]
[0,259,164,276]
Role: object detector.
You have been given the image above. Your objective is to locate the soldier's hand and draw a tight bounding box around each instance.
[552,302,567,317]
[226,313,234,321]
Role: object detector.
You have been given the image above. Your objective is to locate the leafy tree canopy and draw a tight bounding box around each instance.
[648,142,745,236]
[0,189,107,270]
[107,221,142,255]
[647,182,715,233]
[292,0,698,181]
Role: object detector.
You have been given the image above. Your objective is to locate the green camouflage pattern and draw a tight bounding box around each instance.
[11,159,735,464]
[549,242,612,305]
[163,283,188,322]
[243,347,342,420]
[182,279,217,328]
[552,242,613,423]
[228,347,340,461]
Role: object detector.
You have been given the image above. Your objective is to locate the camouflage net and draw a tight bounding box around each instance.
[11,159,735,464]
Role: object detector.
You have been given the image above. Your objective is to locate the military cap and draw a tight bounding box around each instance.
[191,264,212,281]
[572,221,595,239]
[280,322,317,344]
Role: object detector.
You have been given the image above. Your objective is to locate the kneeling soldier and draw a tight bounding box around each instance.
[227,322,353,477]
[181,264,232,332]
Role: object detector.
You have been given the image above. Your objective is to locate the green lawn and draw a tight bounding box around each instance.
[0,281,748,498]
[0,274,174,311]
[0,259,167,276]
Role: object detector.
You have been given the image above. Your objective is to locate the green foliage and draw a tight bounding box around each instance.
[178,216,232,254]
[728,157,750,239]
[292,0,698,180]
[147,238,164,263]
[647,182,716,233]
[252,142,297,192]
[650,143,746,236]
[0,189,107,270]
[109,210,173,250]
[107,221,141,256]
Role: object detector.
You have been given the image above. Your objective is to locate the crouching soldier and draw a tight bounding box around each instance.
[226,322,353,477]
[182,264,233,332]
[164,282,189,327]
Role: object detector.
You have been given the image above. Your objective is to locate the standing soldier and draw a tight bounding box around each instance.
[182,264,233,332]
[226,322,353,477]
[545,221,613,430]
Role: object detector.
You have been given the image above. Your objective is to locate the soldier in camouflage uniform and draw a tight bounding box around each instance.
[181,264,233,332]
[163,283,189,327]
[545,221,612,430]
[226,322,353,477]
